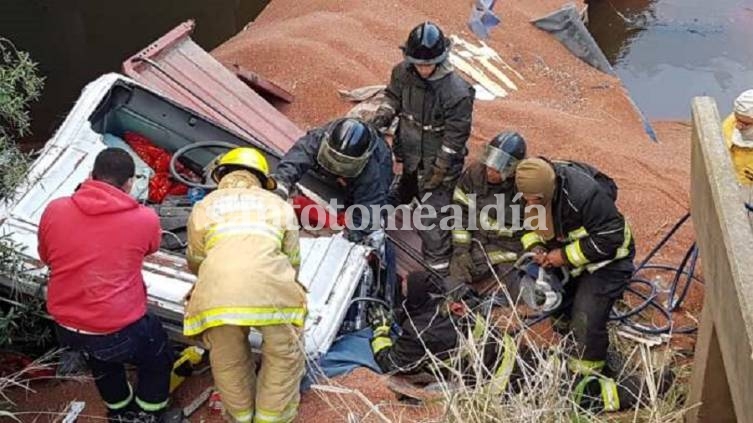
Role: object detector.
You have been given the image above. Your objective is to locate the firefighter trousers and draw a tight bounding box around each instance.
[202,324,304,423]
[389,171,455,273]
[556,266,631,361]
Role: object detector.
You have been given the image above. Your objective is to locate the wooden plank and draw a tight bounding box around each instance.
[449,53,508,98]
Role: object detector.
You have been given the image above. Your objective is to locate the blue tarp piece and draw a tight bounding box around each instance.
[468,0,501,39]
[301,328,382,391]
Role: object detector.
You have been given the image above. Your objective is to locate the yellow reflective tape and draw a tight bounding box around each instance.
[104,383,133,410]
[572,375,599,408]
[472,314,486,340]
[487,250,518,264]
[183,306,306,336]
[232,409,254,423]
[205,223,283,250]
[371,336,393,354]
[565,240,590,267]
[254,403,299,423]
[453,186,470,206]
[521,232,544,250]
[287,247,301,267]
[496,227,514,238]
[599,378,621,412]
[615,223,632,260]
[135,396,168,412]
[568,226,588,241]
[568,358,605,375]
[479,212,514,237]
[492,333,517,395]
[452,230,472,244]
[577,223,633,275]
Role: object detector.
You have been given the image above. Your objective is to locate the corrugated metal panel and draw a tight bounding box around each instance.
[122,20,303,156]
[121,21,427,278]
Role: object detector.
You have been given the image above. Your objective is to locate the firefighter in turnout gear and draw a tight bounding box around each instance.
[370,272,517,393]
[184,147,305,423]
[450,132,527,287]
[272,118,394,242]
[515,157,635,412]
[371,21,475,275]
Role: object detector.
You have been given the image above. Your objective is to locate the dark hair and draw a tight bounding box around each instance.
[92,148,135,187]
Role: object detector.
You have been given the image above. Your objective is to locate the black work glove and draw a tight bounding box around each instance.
[421,154,452,191]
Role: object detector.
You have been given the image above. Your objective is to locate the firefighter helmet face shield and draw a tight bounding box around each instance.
[483,144,520,175]
[317,135,373,178]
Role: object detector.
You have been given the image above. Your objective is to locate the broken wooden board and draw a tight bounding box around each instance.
[449,53,508,98]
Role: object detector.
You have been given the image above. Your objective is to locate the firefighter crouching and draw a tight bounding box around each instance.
[369,272,518,393]
[450,131,527,290]
[515,157,635,412]
[183,148,306,423]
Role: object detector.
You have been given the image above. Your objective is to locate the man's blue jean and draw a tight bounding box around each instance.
[55,314,174,413]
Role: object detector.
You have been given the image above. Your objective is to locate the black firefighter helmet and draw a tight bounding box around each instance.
[483,131,527,175]
[402,21,450,65]
[316,118,375,178]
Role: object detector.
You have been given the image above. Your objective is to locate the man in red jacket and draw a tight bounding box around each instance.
[38,148,175,423]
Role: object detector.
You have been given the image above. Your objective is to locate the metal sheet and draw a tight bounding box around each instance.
[120,21,426,279]
[122,20,304,155]
[0,73,369,357]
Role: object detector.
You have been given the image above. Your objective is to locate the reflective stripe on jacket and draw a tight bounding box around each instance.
[183,171,306,337]
[520,160,635,275]
[451,162,523,258]
[374,61,474,179]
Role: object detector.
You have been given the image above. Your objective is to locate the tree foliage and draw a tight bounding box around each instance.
[0,37,44,199]
[0,38,48,349]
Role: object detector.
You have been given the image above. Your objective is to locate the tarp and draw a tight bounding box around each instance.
[468,0,502,39]
[302,328,382,391]
[532,3,658,142]
[531,3,614,75]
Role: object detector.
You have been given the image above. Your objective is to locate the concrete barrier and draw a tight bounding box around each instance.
[686,97,753,423]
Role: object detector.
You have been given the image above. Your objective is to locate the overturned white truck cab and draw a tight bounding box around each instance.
[0,23,388,358]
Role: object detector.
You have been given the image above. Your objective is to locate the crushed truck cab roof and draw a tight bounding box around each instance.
[0,71,371,358]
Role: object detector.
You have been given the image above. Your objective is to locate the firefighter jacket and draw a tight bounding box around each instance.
[183,171,305,337]
[451,162,523,264]
[272,122,394,240]
[373,300,518,393]
[722,113,753,185]
[373,61,474,181]
[373,298,462,374]
[520,160,635,277]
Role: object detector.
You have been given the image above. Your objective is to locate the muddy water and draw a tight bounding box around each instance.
[588,0,753,119]
[0,0,269,147]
